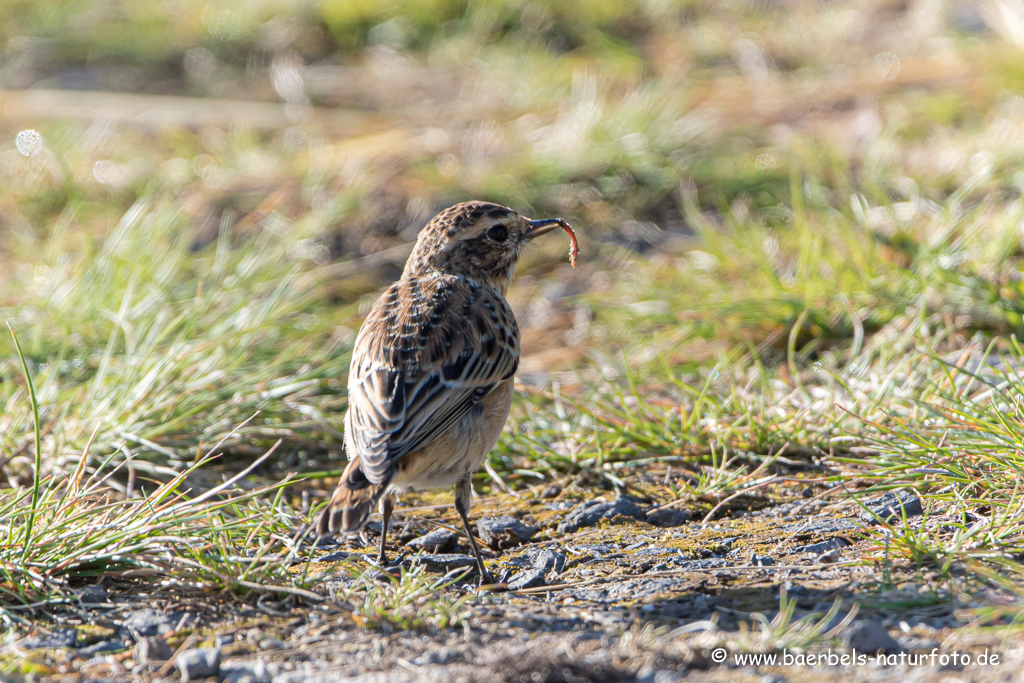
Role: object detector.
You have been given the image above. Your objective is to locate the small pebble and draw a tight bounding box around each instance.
[220,659,270,683]
[647,508,689,528]
[120,608,186,638]
[134,636,173,664]
[557,495,646,534]
[532,549,567,574]
[818,549,841,563]
[540,484,562,498]
[477,516,538,549]
[859,489,923,523]
[318,550,351,562]
[844,621,900,654]
[406,528,457,553]
[507,568,547,590]
[21,628,77,650]
[76,585,109,603]
[258,637,286,650]
[176,647,221,682]
[410,553,479,573]
[794,538,846,554]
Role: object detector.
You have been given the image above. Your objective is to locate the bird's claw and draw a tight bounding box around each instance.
[365,551,409,574]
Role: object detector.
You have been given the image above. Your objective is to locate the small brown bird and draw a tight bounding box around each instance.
[317,201,578,582]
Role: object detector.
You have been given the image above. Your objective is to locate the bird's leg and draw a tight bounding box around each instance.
[377,492,394,566]
[454,478,493,584]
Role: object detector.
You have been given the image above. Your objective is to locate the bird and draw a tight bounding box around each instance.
[316,200,578,583]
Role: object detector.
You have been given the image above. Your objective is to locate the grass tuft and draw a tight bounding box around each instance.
[331,564,474,631]
[7,324,42,561]
[0,436,322,625]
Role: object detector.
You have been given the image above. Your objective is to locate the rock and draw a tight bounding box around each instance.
[477,516,538,549]
[793,538,847,554]
[412,648,455,666]
[783,519,858,535]
[134,636,173,664]
[557,496,646,534]
[540,484,562,499]
[818,549,841,563]
[844,621,901,653]
[637,669,685,683]
[702,537,737,555]
[259,638,286,650]
[571,560,728,604]
[504,548,567,575]
[176,647,221,681]
[860,490,923,523]
[409,553,478,573]
[406,528,457,553]
[676,559,729,570]
[76,585,108,603]
[531,549,566,574]
[567,543,617,558]
[120,608,186,638]
[750,553,776,566]
[647,508,689,527]
[22,628,77,649]
[577,576,690,602]
[221,659,270,683]
[318,551,352,562]
[507,568,547,590]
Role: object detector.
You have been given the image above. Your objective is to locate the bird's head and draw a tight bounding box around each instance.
[404,201,573,294]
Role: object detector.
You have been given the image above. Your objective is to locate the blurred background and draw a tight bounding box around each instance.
[4,0,1024,477]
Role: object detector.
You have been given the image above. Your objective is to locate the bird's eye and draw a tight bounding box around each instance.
[486,224,508,242]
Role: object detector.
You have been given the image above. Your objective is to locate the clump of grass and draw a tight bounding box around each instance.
[0,445,322,625]
[0,192,355,477]
[731,589,857,653]
[844,337,1024,572]
[492,309,951,486]
[331,564,473,631]
[0,337,322,625]
[6,325,43,561]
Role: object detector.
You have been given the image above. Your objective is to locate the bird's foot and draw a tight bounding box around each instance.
[476,567,496,587]
[365,551,409,575]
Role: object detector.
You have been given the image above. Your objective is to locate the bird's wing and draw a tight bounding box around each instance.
[344,275,520,484]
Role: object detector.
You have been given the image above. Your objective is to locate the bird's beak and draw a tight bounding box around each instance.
[524,218,564,240]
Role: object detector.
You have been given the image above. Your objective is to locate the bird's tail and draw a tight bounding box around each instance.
[317,456,392,536]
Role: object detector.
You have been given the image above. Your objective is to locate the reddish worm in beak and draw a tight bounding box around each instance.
[525,218,579,267]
